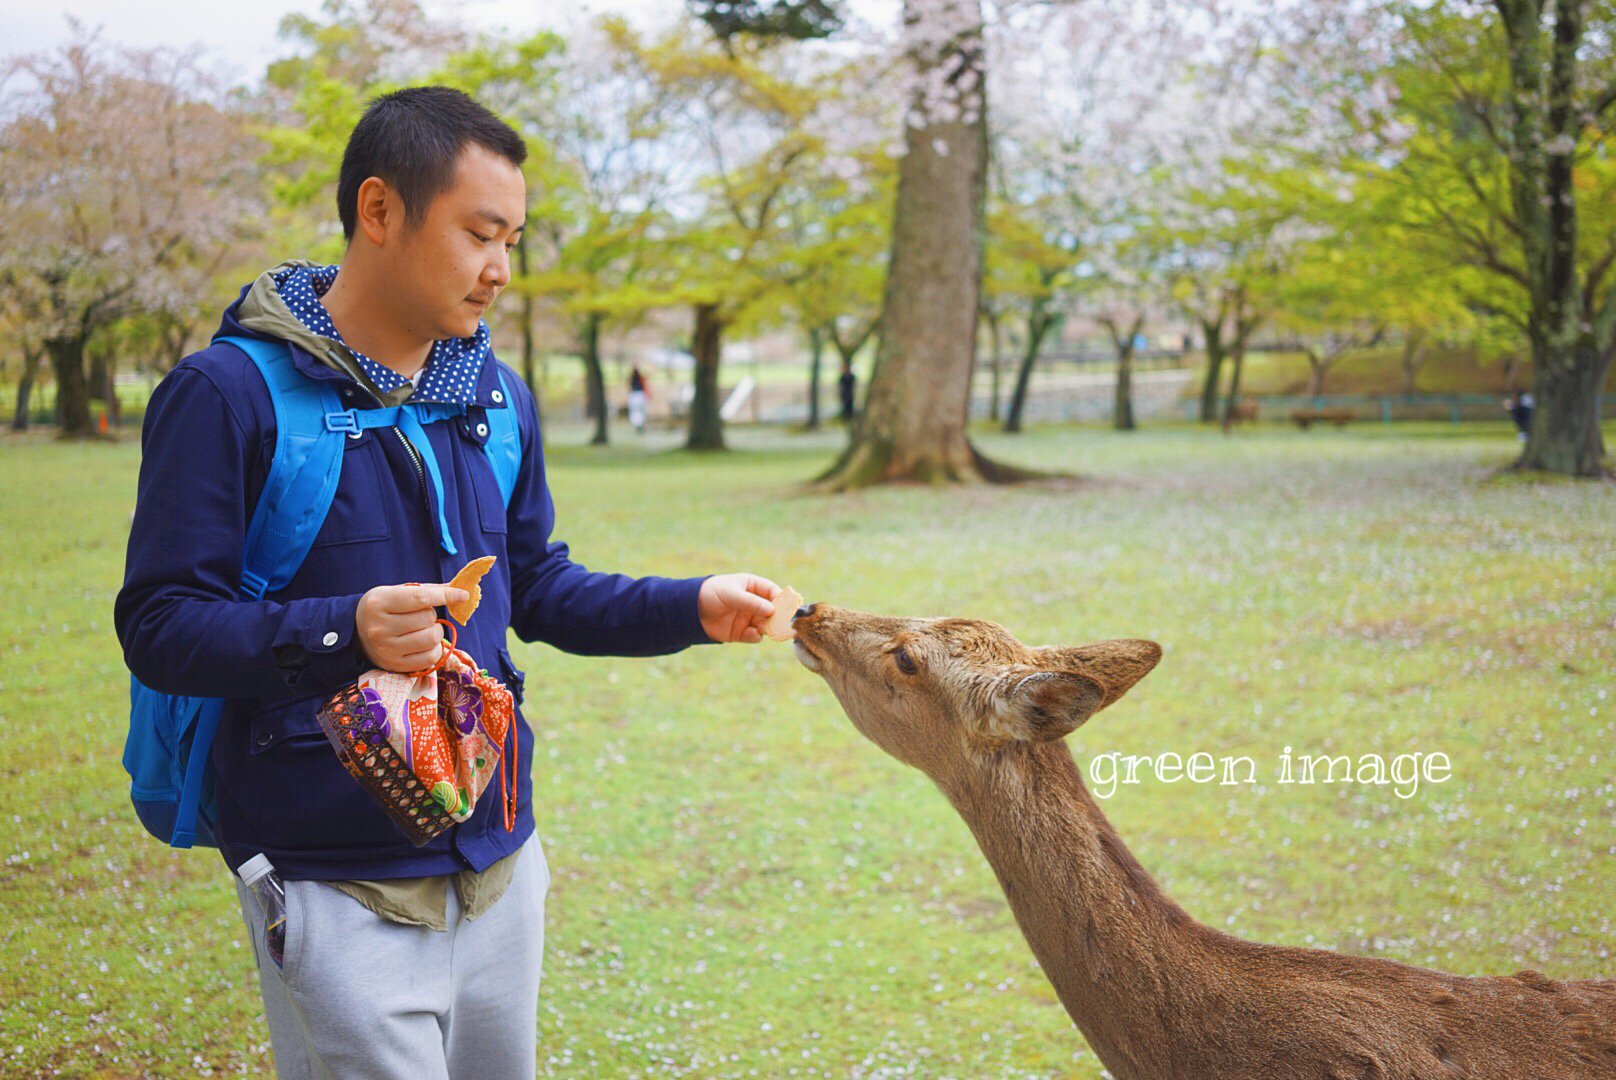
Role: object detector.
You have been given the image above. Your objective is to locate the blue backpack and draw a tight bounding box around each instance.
[123,335,523,848]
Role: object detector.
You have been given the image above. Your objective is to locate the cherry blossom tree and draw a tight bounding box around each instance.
[0,33,263,437]
[817,0,1036,486]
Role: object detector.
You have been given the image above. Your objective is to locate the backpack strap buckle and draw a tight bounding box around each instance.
[323,410,362,434]
[240,569,270,602]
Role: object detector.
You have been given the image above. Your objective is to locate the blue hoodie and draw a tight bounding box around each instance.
[115,270,710,880]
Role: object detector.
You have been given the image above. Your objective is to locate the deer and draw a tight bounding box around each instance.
[788,603,1616,1080]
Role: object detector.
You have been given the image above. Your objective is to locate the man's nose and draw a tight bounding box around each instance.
[485,248,511,287]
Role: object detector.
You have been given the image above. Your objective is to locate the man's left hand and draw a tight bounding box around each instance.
[698,573,782,644]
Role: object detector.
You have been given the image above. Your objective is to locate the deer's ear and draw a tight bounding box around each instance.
[1004,671,1108,742]
[1037,639,1161,709]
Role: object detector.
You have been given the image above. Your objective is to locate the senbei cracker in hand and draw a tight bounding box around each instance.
[764,584,804,641]
[446,556,497,624]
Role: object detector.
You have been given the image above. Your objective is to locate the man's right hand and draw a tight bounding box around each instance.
[355,584,470,672]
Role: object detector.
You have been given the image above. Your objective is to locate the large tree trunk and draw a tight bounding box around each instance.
[88,347,110,404]
[46,334,93,438]
[806,326,825,431]
[582,312,609,447]
[816,0,1025,487]
[686,302,726,451]
[1198,318,1226,422]
[1497,0,1608,476]
[1519,341,1610,475]
[12,344,44,432]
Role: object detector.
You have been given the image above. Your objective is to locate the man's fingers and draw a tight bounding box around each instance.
[396,642,446,671]
[379,584,471,614]
[730,587,774,619]
[394,624,447,655]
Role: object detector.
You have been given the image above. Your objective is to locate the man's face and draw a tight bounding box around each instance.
[389,143,526,343]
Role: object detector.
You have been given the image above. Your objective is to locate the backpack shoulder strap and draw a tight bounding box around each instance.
[484,366,523,508]
[215,335,346,600]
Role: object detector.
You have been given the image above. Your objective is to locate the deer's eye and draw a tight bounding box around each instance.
[893,646,917,675]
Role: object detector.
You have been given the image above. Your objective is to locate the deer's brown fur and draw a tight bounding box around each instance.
[791,604,1616,1080]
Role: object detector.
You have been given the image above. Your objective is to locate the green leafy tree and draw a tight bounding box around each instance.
[687,0,846,43]
[982,199,1077,433]
[261,0,467,263]
[777,147,892,429]
[1154,170,1282,423]
[616,20,840,450]
[1315,0,1616,474]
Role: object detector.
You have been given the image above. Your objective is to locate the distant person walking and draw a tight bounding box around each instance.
[838,359,856,424]
[628,365,649,434]
[1505,391,1534,440]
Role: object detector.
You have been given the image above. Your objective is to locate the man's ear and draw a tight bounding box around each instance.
[354,175,397,246]
[1036,639,1161,709]
[1004,671,1108,742]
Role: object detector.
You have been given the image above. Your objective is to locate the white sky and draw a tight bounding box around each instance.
[5,0,900,86]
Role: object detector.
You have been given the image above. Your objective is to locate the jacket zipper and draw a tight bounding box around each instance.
[392,427,433,525]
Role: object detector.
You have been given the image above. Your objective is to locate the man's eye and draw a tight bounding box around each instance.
[893,646,917,675]
[471,232,493,243]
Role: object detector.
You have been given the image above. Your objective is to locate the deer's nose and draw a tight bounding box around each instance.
[793,603,817,621]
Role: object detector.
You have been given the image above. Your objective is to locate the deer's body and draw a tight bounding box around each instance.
[791,606,1616,1080]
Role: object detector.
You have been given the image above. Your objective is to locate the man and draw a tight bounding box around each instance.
[115,86,783,1079]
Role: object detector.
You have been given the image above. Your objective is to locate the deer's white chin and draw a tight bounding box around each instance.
[793,638,822,672]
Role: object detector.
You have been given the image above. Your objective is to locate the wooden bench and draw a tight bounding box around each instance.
[1291,407,1354,430]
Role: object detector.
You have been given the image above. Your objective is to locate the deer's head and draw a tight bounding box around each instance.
[791,603,1160,781]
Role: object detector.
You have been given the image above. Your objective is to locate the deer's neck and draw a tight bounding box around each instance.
[941,741,1222,1078]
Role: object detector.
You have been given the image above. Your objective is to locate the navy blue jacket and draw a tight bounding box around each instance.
[115,294,710,880]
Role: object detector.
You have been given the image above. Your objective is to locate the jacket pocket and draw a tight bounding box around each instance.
[242,692,408,850]
[248,692,328,756]
[308,436,391,548]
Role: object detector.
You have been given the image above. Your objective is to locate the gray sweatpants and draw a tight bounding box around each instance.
[234,839,550,1080]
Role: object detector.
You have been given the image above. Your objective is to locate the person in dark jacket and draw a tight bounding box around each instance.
[115,87,784,1080]
[1505,391,1535,440]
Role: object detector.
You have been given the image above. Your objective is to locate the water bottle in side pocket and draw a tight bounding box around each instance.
[237,853,287,969]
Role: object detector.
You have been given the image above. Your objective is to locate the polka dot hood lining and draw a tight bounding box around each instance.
[235,259,491,407]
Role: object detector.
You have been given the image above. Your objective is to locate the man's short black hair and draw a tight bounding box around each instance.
[338,86,527,241]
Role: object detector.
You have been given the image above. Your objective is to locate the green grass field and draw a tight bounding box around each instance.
[1,420,1612,1078]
